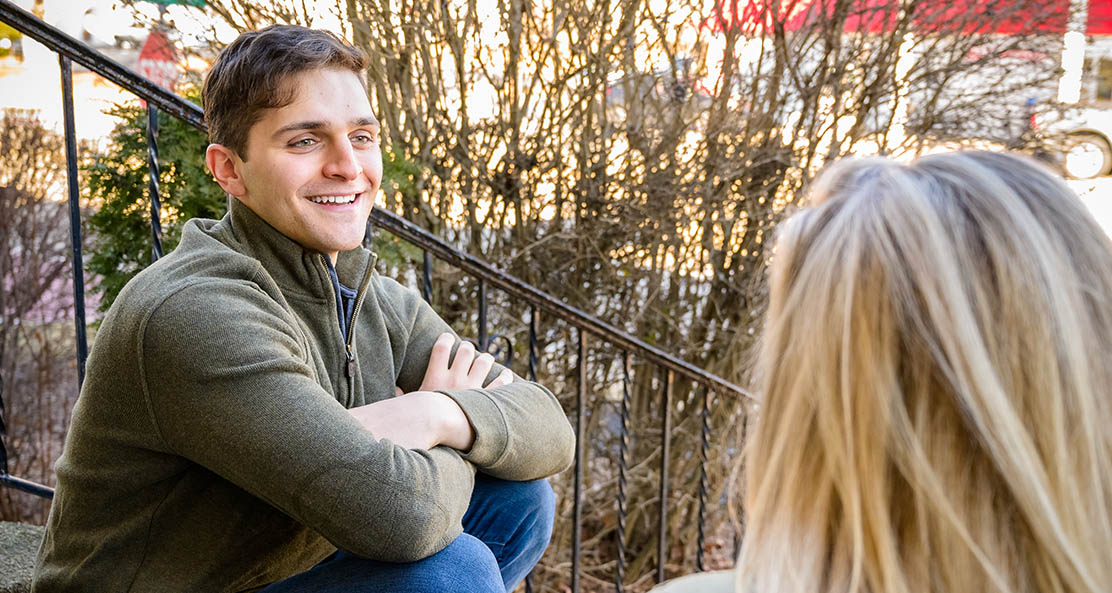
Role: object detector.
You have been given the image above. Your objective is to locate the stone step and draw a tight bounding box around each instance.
[0,522,44,593]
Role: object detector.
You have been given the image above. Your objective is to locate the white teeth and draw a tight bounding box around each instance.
[308,194,357,204]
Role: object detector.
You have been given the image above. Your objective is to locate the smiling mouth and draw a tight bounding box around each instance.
[307,193,361,205]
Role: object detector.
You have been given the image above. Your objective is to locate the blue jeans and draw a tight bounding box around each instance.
[259,474,555,593]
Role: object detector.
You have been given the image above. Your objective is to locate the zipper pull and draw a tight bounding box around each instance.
[345,344,355,378]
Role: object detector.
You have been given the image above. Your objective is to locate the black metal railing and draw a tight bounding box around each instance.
[0,0,755,588]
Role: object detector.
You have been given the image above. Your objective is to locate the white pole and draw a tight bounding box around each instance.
[1059,0,1091,103]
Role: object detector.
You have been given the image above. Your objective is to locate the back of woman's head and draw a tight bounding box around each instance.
[739,151,1112,593]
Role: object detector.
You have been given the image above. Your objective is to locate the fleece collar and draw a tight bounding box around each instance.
[202,198,376,301]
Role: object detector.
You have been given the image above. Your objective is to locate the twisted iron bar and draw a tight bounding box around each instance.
[523,307,538,593]
[572,331,586,593]
[657,370,673,583]
[697,386,711,571]
[616,352,632,592]
[1,372,8,476]
[734,413,750,559]
[147,106,164,261]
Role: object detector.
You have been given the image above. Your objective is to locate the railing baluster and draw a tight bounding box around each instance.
[477,278,488,352]
[616,352,632,593]
[421,251,432,303]
[527,307,538,382]
[572,330,586,593]
[524,306,538,593]
[1,374,8,475]
[60,55,88,387]
[734,412,749,564]
[146,105,164,261]
[697,386,711,572]
[657,369,673,583]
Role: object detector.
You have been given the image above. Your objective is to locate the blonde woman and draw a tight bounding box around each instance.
[655,151,1112,593]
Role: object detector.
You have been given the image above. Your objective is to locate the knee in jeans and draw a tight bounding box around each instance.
[426,534,503,593]
[515,479,555,551]
[526,480,555,531]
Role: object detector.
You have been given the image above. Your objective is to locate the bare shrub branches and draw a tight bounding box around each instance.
[0,110,79,524]
[342,1,1061,589]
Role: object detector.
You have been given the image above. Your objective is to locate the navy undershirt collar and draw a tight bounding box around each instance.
[324,256,357,340]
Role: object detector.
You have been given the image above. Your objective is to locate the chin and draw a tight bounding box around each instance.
[332,238,368,254]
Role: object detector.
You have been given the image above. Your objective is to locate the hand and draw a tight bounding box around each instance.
[348,391,467,451]
[419,333,514,392]
[351,334,513,451]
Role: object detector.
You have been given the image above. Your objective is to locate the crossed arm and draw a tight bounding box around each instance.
[367,277,576,481]
[348,333,512,451]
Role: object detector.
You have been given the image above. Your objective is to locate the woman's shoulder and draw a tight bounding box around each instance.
[649,570,734,593]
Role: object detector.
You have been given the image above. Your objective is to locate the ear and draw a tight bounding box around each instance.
[205,144,247,198]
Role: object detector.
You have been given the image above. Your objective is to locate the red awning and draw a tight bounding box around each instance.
[705,0,1112,36]
[1089,0,1112,34]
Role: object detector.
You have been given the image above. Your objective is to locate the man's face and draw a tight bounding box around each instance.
[233,68,382,261]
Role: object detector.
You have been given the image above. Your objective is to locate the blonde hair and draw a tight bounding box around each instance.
[738,152,1112,593]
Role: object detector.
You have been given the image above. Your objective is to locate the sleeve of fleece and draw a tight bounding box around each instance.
[383,277,576,481]
[139,280,475,562]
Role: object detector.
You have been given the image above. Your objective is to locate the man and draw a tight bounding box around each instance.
[33,25,575,592]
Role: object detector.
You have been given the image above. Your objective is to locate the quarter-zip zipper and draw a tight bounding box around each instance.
[344,253,375,357]
[344,285,369,378]
[319,253,376,384]
[344,344,356,378]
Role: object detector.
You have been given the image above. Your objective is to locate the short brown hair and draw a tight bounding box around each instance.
[201,25,367,158]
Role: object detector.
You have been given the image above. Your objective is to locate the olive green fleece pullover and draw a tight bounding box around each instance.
[32,200,576,592]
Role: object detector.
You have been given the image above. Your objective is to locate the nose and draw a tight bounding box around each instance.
[322,139,362,181]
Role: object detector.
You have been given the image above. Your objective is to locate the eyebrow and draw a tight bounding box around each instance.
[272,117,380,139]
[353,117,379,129]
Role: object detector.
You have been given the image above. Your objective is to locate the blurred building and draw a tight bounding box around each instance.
[0,0,205,141]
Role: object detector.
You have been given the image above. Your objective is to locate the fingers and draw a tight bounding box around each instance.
[489,368,513,388]
[422,333,513,392]
[449,340,476,377]
[428,333,454,373]
[419,333,455,391]
[467,352,495,385]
